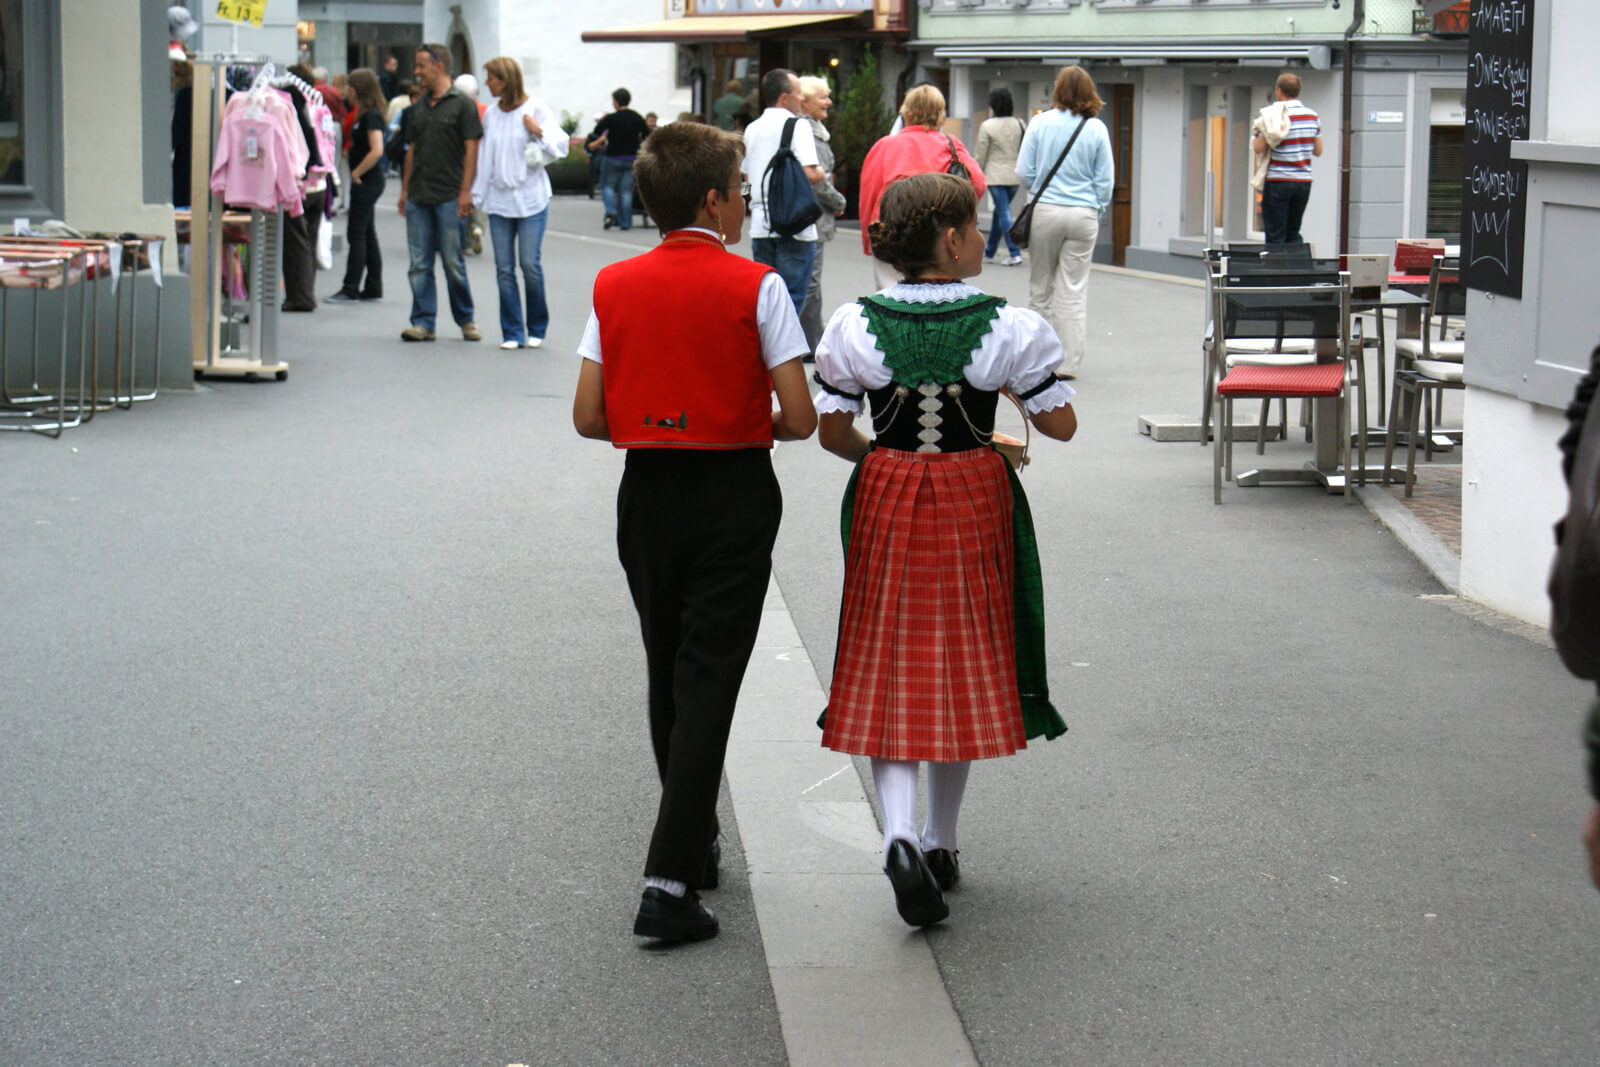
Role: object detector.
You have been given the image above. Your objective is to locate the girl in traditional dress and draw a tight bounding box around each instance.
[812,172,1078,926]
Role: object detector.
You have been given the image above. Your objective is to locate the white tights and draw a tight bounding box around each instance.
[870,758,971,855]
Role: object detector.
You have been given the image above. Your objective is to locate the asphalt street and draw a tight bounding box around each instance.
[3,187,1597,1065]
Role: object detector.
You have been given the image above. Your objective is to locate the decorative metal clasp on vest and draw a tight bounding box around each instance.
[643,411,688,430]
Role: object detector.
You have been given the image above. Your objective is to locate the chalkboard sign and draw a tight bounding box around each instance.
[1460,0,1534,298]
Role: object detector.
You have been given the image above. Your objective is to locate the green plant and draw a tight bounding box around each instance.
[826,51,892,181]
[560,109,582,136]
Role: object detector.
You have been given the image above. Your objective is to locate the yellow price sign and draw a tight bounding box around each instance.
[216,0,267,27]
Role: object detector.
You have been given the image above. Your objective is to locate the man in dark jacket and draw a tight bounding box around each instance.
[584,88,651,231]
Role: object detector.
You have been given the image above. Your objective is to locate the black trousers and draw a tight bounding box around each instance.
[616,448,781,885]
[281,187,326,311]
[340,171,384,298]
[1261,179,1311,246]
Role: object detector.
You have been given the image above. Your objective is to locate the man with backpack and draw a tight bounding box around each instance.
[743,68,825,316]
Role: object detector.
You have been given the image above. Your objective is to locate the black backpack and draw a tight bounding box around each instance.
[762,117,823,238]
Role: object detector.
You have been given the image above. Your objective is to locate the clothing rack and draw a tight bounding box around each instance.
[188,53,289,382]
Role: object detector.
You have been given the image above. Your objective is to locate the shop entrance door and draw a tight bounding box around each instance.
[1112,84,1133,266]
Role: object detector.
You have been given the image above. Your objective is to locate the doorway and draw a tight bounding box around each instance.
[1111,84,1133,266]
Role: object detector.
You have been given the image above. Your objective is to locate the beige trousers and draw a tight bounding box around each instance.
[1027,203,1099,374]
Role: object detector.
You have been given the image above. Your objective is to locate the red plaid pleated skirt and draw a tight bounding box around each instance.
[822,447,1027,762]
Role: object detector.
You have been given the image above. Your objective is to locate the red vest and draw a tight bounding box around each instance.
[594,233,777,449]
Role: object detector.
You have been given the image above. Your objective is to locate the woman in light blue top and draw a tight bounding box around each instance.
[1015,66,1113,376]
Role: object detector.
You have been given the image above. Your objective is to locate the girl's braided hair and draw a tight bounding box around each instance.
[866,172,978,276]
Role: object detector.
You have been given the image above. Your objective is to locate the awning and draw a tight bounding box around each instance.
[582,12,862,44]
[925,42,1334,71]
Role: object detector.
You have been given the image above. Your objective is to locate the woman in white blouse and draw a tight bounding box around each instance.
[473,57,570,349]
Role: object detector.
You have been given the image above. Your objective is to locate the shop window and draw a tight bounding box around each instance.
[0,1,60,217]
[1426,125,1464,242]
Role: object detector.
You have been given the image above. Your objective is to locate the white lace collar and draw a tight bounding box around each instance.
[877,281,986,304]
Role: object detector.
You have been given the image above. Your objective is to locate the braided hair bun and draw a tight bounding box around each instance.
[868,172,978,276]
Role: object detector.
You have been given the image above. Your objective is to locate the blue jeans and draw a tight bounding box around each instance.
[750,236,816,317]
[489,210,549,344]
[1261,180,1311,245]
[406,199,474,330]
[986,185,1021,258]
[600,155,636,229]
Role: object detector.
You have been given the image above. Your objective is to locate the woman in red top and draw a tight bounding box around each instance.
[858,84,985,291]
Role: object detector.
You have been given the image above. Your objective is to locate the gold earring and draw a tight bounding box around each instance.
[711,211,725,242]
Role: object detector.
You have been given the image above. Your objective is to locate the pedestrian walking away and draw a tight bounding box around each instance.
[1253,72,1321,246]
[398,43,482,342]
[796,75,847,358]
[743,68,826,316]
[472,56,568,349]
[812,172,1077,928]
[328,68,387,303]
[584,89,651,232]
[573,121,817,944]
[857,84,986,292]
[975,88,1027,266]
[1016,65,1113,378]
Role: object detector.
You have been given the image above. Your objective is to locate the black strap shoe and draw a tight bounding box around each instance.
[924,848,961,892]
[885,839,948,927]
[633,888,719,942]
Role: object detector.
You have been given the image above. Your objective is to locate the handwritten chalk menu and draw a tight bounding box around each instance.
[1461,0,1534,298]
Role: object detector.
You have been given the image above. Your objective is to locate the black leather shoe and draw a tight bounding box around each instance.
[633,888,718,942]
[924,848,961,892]
[885,839,948,927]
[603,213,617,230]
[698,837,721,891]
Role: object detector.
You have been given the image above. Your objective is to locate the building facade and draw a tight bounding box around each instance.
[1459,0,1600,625]
[911,0,1469,273]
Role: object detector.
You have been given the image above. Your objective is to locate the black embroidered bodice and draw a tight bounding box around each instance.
[867,381,1000,453]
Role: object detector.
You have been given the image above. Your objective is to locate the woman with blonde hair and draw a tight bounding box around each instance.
[1015,65,1113,378]
[471,56,569,348]
[813,172,1076,926]
[858,83,985,290]
[796,75,847,355]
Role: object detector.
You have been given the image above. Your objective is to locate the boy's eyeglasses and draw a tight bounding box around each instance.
[728,181,752,206]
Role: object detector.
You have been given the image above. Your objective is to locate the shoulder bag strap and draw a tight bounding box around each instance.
[1034,116,1087,194]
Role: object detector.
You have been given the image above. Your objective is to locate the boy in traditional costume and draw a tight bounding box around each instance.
[573,122,817,943]
[812,172,1078,926]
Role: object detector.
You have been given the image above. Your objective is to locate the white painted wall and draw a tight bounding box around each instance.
[60,1,176,260]
[1459,387,1566,626]
[1545,6,1600,143]
[425,0,680,134]
[1135,66,1185,251]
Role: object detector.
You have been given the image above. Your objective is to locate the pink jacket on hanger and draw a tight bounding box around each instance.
[209,92,305,215]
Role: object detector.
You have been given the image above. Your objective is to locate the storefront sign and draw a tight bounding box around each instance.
[689,0,874,12]
[1368,111,1405,124]
[1460,0,1533,298]
[216,0,267,28]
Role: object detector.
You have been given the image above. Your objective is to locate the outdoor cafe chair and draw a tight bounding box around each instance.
[1383,255,1466,496]
[1212,270,1359,504]
[1201,248,1317,449]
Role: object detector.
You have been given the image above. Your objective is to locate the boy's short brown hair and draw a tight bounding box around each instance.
[1276,72,1303,99]
[635,123,744,233]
